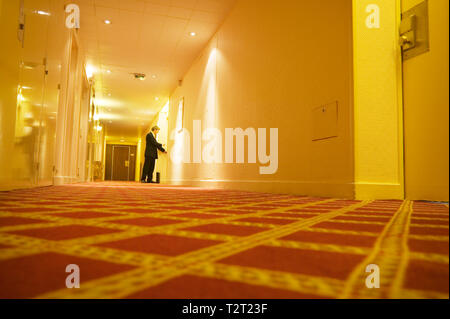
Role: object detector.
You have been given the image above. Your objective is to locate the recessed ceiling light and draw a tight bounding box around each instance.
[190,32,197,37]
[106,70,111,74]
[104,20,112,25]
[151,75,157,79]
[132,73,146,81]
[36,10,51,16]
[155,97,159,101]
[107,108,112,112]
[22,62,39,70]
[21,86,32,90]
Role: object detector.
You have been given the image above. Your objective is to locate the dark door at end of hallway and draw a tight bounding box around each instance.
[105,145,137,181]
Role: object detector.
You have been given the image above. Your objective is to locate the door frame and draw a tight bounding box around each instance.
[105,144,137,181]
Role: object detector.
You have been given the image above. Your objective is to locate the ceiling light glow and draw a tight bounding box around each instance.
[86,65,96,79]
[36,10,51,16]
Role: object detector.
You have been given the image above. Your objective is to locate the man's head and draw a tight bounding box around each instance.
[151,126,160,135]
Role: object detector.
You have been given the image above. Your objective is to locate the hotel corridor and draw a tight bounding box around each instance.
[0,182,448,299]
[0,0,448,303]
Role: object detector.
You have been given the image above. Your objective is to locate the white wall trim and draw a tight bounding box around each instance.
[164,178,355,198]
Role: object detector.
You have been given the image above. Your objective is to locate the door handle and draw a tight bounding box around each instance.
[399,35,412,46]
[399,15,416,50]
[399,1,429,60]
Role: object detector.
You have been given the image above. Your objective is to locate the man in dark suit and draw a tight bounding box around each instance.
[141,126,167,183]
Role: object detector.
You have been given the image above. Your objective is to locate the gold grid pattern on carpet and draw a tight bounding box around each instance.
[0,182,448,299]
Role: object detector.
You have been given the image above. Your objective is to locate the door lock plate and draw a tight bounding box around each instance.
[400,0,429,60]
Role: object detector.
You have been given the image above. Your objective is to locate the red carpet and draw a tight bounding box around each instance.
[0,182,448,299]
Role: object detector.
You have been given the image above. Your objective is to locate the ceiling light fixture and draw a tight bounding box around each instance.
[22,62,39,70]
[132,73,146,81]
[106,70,111,74]
[190,32,197,37]
[104,20,112,25]
[151,74,157,79]
[36,10,51,16]
[86,65,96,79]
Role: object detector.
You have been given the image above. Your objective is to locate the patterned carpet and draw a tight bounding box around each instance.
[0,182,448,299]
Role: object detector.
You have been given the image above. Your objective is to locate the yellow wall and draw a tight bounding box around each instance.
[166,0,355,198]
[402,0,449,201]
[1,0,101,190]
[0,0,66,190]
[353,0,405,199]
[0,0,20,190]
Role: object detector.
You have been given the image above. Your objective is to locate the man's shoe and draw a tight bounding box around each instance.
[147,181,156,183]
[140,180,146,183]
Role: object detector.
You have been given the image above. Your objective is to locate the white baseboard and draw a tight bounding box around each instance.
[53,176,81,185]
[354,183,404,200]
[165,179,355,199]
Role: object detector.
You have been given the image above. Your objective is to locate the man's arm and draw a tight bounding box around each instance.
[149,133,166,153]
[158,144,166,153]
[148,133,161,147]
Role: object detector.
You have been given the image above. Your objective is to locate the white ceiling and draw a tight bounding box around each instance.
[73,0,237,138]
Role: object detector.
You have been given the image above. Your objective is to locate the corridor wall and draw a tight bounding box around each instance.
[166,0,355,198]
